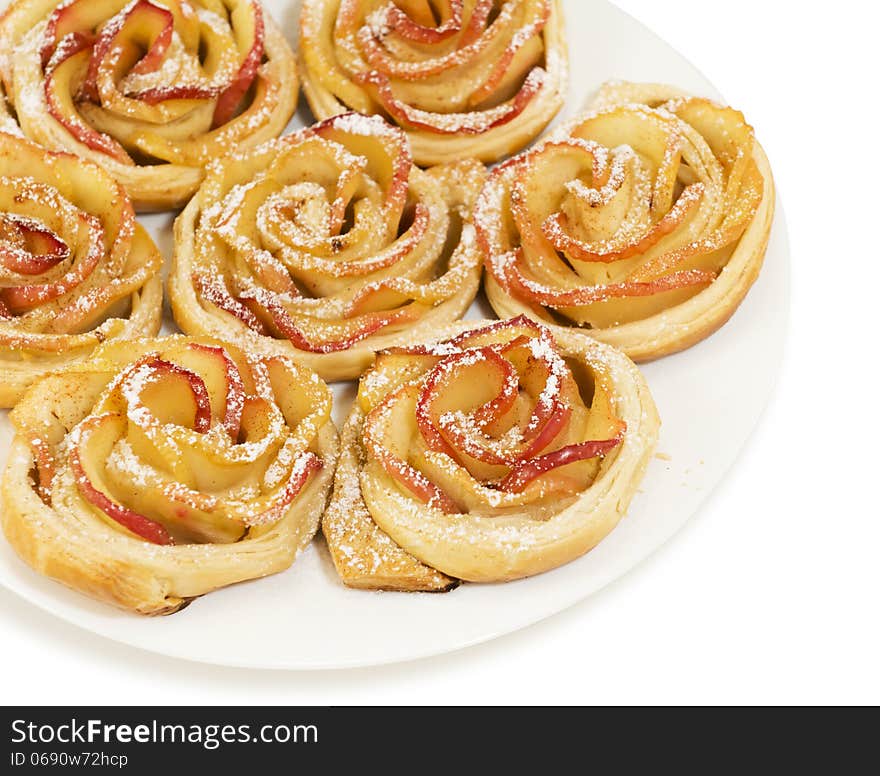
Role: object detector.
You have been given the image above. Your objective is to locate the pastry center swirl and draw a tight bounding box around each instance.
[58,342,329,545]
[361,317,628,515]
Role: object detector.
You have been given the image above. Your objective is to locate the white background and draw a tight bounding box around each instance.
[2,0,877,705]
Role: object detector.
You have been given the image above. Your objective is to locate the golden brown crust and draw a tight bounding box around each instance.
[322,403,458,592]
[1,335,339,614]
[323,317,660,588]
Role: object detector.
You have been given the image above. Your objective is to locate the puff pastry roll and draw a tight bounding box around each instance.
[322,316,659,589]
[299,0,567,165]
[1,336,339,614]
[0,0,298,210]
[0,131,161,407]
[171,112,486,382]
[477,81,775,361]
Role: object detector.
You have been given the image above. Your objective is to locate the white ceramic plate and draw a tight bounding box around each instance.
[0,0,790,669]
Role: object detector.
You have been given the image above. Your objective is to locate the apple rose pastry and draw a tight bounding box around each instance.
[477,81,776,361]
[0,131,162,407]
[0,0,298,210]
[322,316,659,590]
[1,336,338,614]
[171,112,486,382]
[299,0,567,166]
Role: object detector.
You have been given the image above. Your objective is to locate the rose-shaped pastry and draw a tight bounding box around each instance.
[299,0,567,166]
[0,131,162,407]
[322,316,659,589]
[0,0,298,209]
[1,336,338,614]
[476,81,776,361]
[171,112,486,381]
